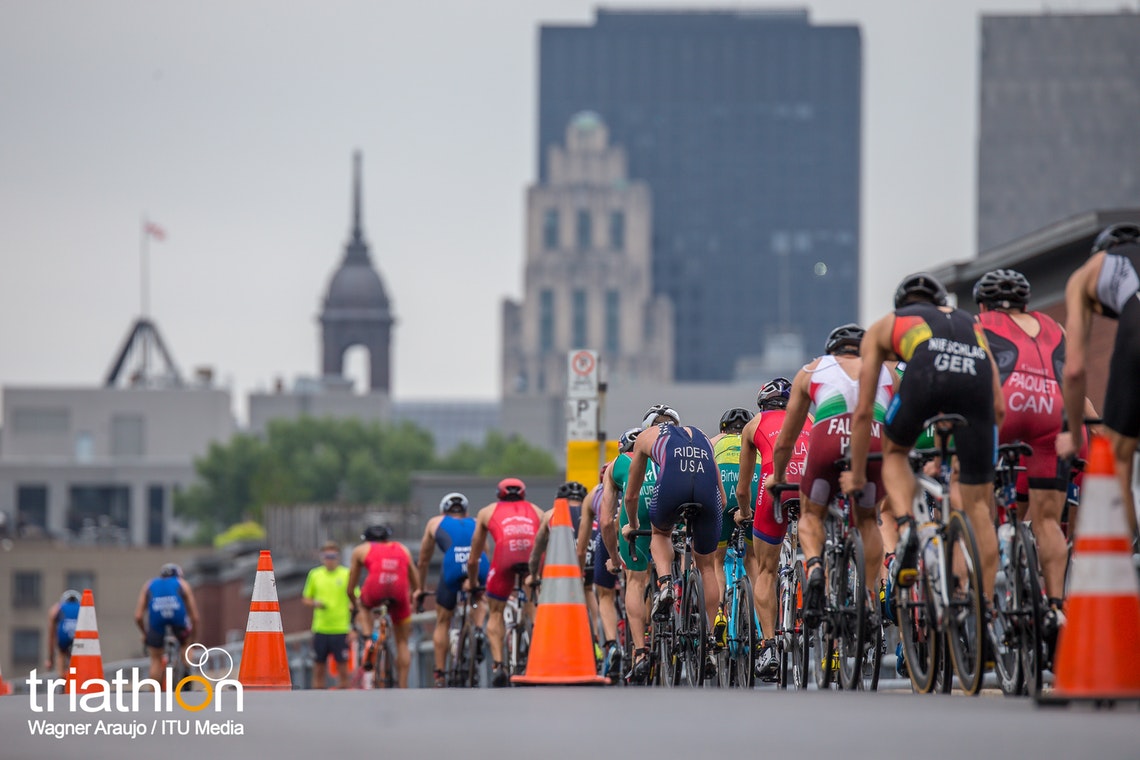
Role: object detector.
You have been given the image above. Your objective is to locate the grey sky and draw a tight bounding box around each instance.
[0,1,1128,422]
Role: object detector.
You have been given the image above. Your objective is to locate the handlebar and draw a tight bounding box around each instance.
[626,528,653,563]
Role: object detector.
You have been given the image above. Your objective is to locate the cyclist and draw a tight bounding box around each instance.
[737,377,812,680]
[1057,223,1140,540]
[602,426,654,682]
[302,541,352,689]
[348,524,420,689]
[973,269,1070,620]
[414,493,489,688]
[841,273,1004,606]
[467,477,543,687]
[622,404,725,679]
[134,563,201,683]
[708,407,759,647]
[768,324,891,639]
[46,589,81,675]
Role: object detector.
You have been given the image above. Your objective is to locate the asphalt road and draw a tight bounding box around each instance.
[3,687,1137,760]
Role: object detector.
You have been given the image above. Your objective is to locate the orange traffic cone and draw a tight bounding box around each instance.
[67,589,106,694]
[238,551,292,690]
[513,497,608,685]
[0,663,12,696]
[1039,434,1140,705]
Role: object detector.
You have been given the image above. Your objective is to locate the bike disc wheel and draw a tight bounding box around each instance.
[945,510,985,696]
[681,568,707,687]
[895,552,939,694]
[731,574,756,690]
[993,541,1024,696]
[838,531,868,691]
[1016,524,1045,698]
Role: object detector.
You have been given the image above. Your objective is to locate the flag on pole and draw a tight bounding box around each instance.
[144,221,166,241]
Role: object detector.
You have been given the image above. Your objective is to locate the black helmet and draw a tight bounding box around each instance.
[894,272,948,309]
[973,269,1030,308]
[1091,222,1140,254]
[756,377,792,411]
[160,563,183,579]
[641,404,680,429]
[824,323,865,355]
[556,481,589,501]
[439,492,469,514]
[618,426,641,453]
[361,524,391,542]
[719,407,754,433]
[496,477,526,501]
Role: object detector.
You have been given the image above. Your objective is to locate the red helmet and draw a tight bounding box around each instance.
[496,477,527,501]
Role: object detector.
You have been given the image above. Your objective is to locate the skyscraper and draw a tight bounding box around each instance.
[538,9,861,381]
[977,13,1140,252]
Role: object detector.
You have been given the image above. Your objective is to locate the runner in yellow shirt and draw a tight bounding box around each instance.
[302,541,352,689]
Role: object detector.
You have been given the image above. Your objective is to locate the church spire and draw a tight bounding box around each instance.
[344,149,370,263]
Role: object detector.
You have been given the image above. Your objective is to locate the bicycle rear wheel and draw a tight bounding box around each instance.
[376,636,395,689]
[895,551,939,694]
[860,587,883,691]
[1015,524,1045,698]
[680,568,707,687]
[789,561,808,690]
[837,531,868,691]
[945,510,985,696]
[993,541,1024,696]
[730,574,756,689]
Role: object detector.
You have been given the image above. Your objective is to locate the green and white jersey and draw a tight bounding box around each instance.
[807,354,893,423]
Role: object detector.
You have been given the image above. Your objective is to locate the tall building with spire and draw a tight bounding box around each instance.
[320,151,395,393]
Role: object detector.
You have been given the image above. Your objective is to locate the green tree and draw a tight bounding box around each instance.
[435,431,558,476]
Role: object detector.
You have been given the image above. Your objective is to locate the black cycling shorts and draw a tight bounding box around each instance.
[885,370,996,486]
[1103,295,1140,439]
[145,625,189,650]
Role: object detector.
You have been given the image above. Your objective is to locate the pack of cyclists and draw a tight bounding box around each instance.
[239,223,1136,692]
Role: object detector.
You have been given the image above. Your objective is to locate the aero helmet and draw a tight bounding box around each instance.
[556,481,589,501]
[972,269,1030,309]
[160,563,183,579]
[439,492,469,514]
[641,404,680,429]
[824,323,865,355]
[894,272,949,309]
[361,524,392,542]
[719,407,754,433]
[756,377,792,411]
[1091,222,1140,254]
[618,427,641,453]
[496,477,527,501]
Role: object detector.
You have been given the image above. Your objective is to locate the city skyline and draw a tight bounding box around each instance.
[0,0,1131,423]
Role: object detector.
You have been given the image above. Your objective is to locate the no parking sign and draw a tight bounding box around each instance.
[566,349,598,399]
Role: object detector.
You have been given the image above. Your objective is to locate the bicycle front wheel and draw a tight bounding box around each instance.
[895,546,939,694]
[837,531,868,691]
[945,510,985,696]
[681,568,707,687]
[1015,524,1045,698]
[730,574,756,689]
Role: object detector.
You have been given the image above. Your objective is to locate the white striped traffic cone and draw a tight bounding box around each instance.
[238,551,292,690]
[513,497,608,685]
[1040,434,1140,704]
[67,590,105,694]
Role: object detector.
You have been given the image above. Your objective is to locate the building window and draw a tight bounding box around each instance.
[576,209,592,251]
[605,290,621,354]
[610,211,625,252]
[12,628,41,665]
[111,414,145,458]
[10,407,69,434]
[539,290,555,354]
[148,485,165,547]
[66,571,96,597]
[543,209,559,251]
[75,431,94,463]
[17,485,48,532]
[13,571,42,609]
[572,290,588,349]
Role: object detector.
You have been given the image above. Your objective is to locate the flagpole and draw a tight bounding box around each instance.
[140,214,149,319]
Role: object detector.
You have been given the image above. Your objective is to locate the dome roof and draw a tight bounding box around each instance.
[324,259,390,312]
